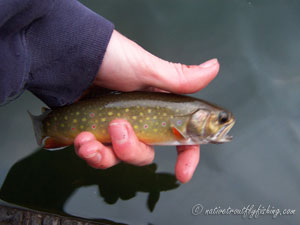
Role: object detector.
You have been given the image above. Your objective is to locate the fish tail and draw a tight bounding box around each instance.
[28,111,45,146]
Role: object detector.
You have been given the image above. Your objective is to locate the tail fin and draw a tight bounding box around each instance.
[28,111,47,146]
[28,110,70,151]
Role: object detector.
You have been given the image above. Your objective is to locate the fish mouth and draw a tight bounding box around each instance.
[212,120,235,143]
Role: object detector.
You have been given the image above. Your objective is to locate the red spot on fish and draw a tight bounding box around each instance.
[162,122,166,126]
[71,127,75,131]
[144,124,148,129]
[90,112,95,118]
[92,124,96,129]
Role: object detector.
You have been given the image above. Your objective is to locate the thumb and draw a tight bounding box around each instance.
[94,30,219,94]
[143,58,219,94]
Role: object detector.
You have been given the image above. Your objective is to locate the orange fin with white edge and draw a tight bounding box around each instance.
[172,127,188,141]
[42,136,69,151]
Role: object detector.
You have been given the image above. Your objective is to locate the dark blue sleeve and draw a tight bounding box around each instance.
[0,0,114,108]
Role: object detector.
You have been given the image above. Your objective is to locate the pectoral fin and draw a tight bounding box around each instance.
[172,127,188,141]
[170,116,190,142]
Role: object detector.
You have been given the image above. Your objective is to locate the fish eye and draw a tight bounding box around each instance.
[218,111,229,124]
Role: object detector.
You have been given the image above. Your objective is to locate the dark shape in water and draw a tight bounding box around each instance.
[0,147,179,218]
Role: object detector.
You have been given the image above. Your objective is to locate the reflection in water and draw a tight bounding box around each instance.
[0,147,179,215]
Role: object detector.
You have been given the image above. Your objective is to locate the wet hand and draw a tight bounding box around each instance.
[75,30,219,183]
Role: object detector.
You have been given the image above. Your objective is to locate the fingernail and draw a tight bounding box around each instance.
[95,153,102,163]
[199,58,218,68]
[109,123,128,144]
[86,152,102,163]
[85,151,97,159]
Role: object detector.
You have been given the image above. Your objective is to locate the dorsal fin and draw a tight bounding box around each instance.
[79,87,121,101]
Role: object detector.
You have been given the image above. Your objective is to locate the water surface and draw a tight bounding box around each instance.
[1,0,300,224]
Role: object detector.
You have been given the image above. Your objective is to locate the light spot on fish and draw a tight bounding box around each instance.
[132,116,137,120]
[117,113,121,117]
[146,117,150,120]
[108,112,113,116]
[134,125,139,129]
[54,117,57,121]
[153,116,157,119]
[101,118,106,122]
[148,109,152,113]
[61,123,65,127]
[170,115,174,119]
[176,109,179,112]
[125,108,129,112]
[139,119,143,123]
[73,119,77,123]
[163,113,167,116]
[64,116,68,120]
[82,118,87,122]
[76,112,80,115]
[95,119,99,123]
[80,125,84,129]
[139,112,144,116]
[154,128,158,132]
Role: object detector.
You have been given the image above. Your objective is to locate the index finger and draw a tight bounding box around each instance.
[175,145,200,183]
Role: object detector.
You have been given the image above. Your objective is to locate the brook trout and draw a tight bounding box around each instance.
[30,91,235,150]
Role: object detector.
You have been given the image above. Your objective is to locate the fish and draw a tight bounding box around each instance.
[29,91,235,150]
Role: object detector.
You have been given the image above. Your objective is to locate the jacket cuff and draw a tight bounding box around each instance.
[26,0,114,108]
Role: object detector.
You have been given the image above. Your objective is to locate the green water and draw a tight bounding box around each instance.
[1,0,300,224]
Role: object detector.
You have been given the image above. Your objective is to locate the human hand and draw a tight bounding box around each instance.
[74,30,219,183]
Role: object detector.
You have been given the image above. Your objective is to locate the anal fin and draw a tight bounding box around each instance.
[42,136,69,151]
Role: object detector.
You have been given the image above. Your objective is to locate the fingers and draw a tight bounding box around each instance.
[74,120,155,169]
[175,145,200,183]
[74,131,120,169]
[74,127,199,183]
[109,119,155,166]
